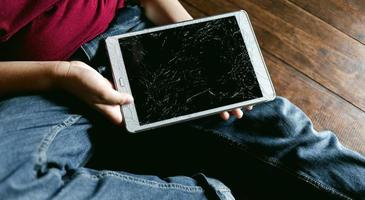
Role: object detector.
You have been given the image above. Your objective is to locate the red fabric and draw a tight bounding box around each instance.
[0,0,125,61]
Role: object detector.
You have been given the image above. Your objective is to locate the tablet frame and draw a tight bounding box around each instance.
[106,10,276,133]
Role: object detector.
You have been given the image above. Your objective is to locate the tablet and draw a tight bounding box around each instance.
[106,10,275,133]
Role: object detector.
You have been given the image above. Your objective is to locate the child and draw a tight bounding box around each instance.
[0,0,364,199]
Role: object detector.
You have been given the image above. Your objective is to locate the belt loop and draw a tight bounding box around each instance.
[193,173,223,200]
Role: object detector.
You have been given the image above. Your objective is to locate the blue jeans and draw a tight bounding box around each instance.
[0,5,364,200]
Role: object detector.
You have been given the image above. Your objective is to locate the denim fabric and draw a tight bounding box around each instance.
[0,94,232,200]
[1,94,365,200]
[0,5,365,200]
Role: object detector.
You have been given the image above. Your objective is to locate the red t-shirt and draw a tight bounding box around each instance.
[0,0,125,61]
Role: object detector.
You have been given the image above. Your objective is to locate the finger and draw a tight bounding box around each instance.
[220,111,230,121]
[231,108,243,119]
[96,77,133,105]
[245,105,253,111]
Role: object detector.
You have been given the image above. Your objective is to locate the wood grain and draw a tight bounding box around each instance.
[183,0,365,112]
[289,0,365,44]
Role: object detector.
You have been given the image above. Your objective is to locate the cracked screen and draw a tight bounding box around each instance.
[119,16,262,125]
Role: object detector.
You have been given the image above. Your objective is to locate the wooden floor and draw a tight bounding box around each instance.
[180,0,365,155]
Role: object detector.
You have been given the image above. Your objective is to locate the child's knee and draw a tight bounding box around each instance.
[239,96,314,138]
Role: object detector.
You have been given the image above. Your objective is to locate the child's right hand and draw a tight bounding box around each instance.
[54,61,133,125]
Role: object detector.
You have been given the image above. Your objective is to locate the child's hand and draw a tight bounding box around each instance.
[54,61,133,125]
[219,106,253,121]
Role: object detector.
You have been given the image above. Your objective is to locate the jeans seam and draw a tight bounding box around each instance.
[217,189,231,192]
[35,115,82,166]
[217,190,235,200]
[76,171,204,193]
[189,124,352,200]
[263,158,351,200]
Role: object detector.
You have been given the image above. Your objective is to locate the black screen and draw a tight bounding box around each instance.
[119,16,262,125]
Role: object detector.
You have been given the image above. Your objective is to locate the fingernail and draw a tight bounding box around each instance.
[245,106,253,111]
[126,95,134,103]
[128,95,134,103]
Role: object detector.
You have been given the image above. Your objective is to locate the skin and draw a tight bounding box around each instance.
[0,0,251,126]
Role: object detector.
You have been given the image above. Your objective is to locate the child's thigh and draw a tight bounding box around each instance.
[0,94,93,199]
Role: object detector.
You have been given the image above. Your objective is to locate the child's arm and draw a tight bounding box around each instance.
[0,61,133,124]
[139,0,193,24]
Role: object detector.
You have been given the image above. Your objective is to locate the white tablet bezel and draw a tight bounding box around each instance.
[106,10,276,133]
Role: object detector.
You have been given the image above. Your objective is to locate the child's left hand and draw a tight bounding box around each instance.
[219,106,253,120]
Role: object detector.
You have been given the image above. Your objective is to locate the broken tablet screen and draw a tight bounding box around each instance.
[118,16,262,125]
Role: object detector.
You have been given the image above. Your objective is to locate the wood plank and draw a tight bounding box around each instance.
[180,0,365,154]
[263,50,365,155]
[289,0,365,44]
[183,0,365,112]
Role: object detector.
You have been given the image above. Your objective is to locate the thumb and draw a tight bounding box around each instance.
[104,89,134,105]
